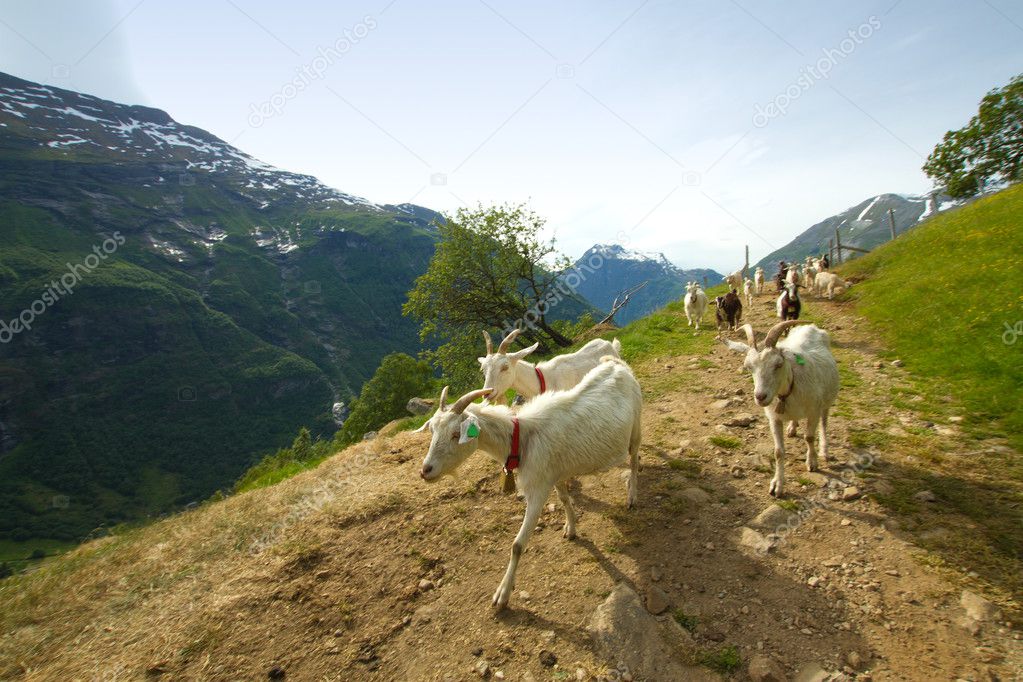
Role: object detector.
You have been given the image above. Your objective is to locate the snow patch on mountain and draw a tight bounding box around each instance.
[0,75,382,213]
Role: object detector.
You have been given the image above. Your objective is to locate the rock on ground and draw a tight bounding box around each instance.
[793,662,829,682]
[748,654,788,682]
[960,590,1002,622]
[587,584,718,681]
[748,505,798,532]
[406,397,434,415]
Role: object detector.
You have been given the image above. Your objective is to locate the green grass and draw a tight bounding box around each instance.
[667,458,702,477]
[0,539,75,565]
[697,645,741,674]
[840,185,1023,603]
[708,435,741,449]
[672,608,698,631]
[841,184,1023,450]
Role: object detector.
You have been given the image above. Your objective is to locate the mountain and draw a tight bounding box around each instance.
[570,244,722,324]
[754,192,962,271]
[0,72,447,543]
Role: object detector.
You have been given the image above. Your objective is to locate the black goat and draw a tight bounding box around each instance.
[777,282,801,320]
[715,289,743,331]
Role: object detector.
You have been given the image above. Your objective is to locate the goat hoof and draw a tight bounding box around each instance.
[563,528,576,540]
[492,588,511,609]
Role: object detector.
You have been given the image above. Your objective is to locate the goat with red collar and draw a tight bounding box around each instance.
[477,328,621,403]
[723,321,839,498]
[417,356,642,609]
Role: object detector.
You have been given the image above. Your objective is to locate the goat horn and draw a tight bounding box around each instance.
[451,388,494,415]
[497,328,521,354]
[438,385,450,411]
[740,324,758,350]
[764,320,809,348]
[482,330,493,355]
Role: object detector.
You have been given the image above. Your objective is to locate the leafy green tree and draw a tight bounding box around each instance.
[403,203,573,383]
[924,73,1023,198]
[290,427,313,462]
[335,353,434,447]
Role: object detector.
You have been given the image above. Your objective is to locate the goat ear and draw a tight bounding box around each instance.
[413,419,431,433]
[723,339,749,353]
[508,343,539,360]
[477,357,486,365]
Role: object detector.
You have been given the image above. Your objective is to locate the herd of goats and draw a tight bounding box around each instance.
[685,255,853,333]
[413,256,845,610]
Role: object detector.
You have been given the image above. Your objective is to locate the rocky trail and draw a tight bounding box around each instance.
[2,291,1021,682]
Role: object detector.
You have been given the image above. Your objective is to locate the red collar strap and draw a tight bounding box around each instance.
[505,417,521,472]
[534,367,546,394]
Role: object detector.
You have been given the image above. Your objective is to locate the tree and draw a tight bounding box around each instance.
[334,353,434,447]
[924,73,1023,198]
[403,204,573,384]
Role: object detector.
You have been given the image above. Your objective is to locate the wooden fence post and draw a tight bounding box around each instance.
[829,238,834,265]
[889,208,897,240]
[835,228,843,265]
[743,245,749,283]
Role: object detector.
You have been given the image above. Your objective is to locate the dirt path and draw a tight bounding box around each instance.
[359,292,1020,681]
[3,291,1021,681]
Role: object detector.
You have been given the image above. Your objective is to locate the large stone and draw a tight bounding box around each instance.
[748,654,788,682]
[793,662,829,682]
[960,590,1002,622]
[406,397,435,415]
[646,585,670,615]
[738,527,774,554]
[724,414,757,428]
[748,505,798,532]
[842,486,862,501]
[588,584,718,682]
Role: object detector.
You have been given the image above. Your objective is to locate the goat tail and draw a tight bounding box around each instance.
[612,338,622,355]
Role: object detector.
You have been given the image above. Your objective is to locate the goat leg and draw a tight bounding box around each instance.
[493,490,546,609]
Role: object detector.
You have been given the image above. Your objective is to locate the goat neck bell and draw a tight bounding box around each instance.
[775,361,796,414]
[501,417,521,494]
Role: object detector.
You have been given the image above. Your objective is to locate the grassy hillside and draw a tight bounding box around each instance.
[841,184,1023,451]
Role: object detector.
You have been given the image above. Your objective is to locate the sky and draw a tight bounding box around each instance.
[1,0,1021,272]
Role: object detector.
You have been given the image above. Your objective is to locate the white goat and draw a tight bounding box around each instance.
[802,264,817,290]
[479,329,620,401]
[813,271,850,300]
[684,281,709,330]
[418,357,643,609]
[743,278,755,308]
[725,270,743,291]
[754,267,765,295]
[724,321,839,497]
[785,266,799,287]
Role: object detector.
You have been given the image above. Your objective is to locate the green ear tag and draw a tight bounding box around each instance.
[466,422,480,438]
[795,354,806,365]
